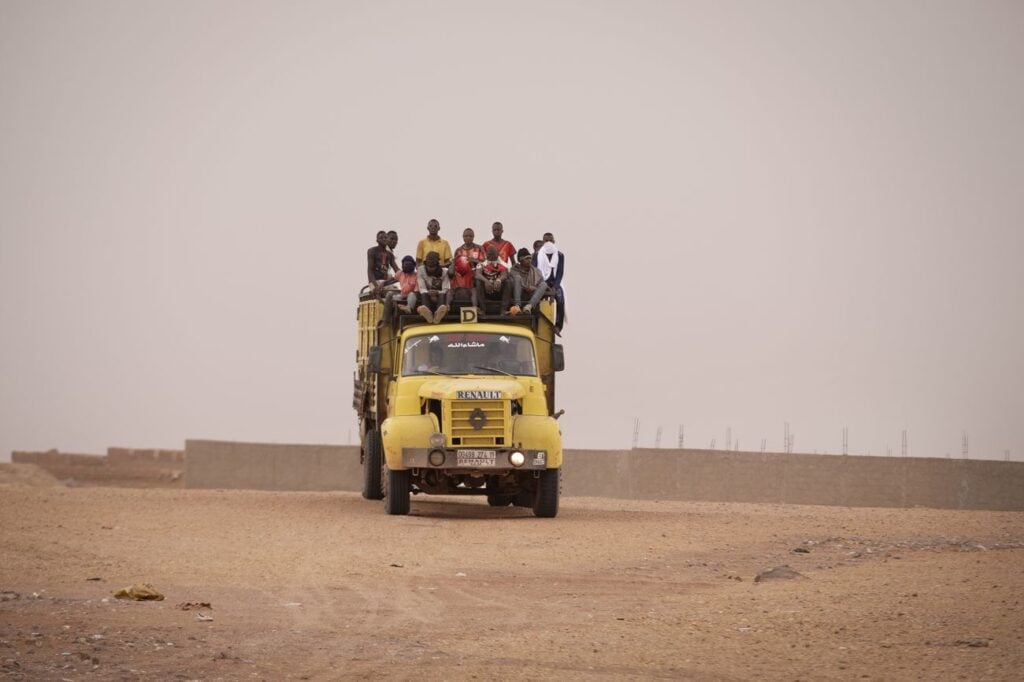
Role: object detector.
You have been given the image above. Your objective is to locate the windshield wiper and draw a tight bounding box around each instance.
[419,369,449,376]
[473,365,514,377]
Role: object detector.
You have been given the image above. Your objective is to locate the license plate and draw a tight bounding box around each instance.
[456,449,496,467]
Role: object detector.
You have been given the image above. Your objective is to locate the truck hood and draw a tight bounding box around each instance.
[418,378,526,401]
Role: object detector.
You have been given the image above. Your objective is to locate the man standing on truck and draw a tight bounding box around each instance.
[416,251,452,323]
[482,221,516,269]
[532,239,543,261]
[452,228,485,279]
[416,218,453,266]
[367,230,398,292]
[509,247,548,315]
[538,233,565,331]
[387,229,399,261]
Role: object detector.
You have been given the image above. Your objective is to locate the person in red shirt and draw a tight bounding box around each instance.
[451,228,485,286]
[449,255,479,311]
[482,222,516,268]
[474,245,513,314]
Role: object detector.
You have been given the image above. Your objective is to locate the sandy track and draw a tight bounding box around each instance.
[1,487,1022,680]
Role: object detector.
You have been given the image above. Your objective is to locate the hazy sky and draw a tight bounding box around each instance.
[2,0,1022,461]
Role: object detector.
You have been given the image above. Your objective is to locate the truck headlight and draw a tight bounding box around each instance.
[428,449,446,466]
[429,432,446,448]
[509,451,526,467]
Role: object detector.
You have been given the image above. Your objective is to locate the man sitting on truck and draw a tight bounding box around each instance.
[391,255,419,313]
[416,218,453,267]
[451,228,485,282]
[474,245,512,315]
[509,247,548,315]
[449,255,479,312]
[416,251,452,323]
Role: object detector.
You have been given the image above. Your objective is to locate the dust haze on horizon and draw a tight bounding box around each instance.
[1,1,1022,462]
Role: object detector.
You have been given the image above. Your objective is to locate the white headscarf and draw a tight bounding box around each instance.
[538,241,559,281]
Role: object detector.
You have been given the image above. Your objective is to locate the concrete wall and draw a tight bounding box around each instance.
[562,449,1024,510]
[181,441,1024,511]
[12,448,185,487]
[107,447,185,465]
[184,440,362,491]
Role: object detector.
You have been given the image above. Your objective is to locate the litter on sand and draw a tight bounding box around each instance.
[113,583,165,601]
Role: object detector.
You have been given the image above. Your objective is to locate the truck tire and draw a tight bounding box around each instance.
[532,468,560,518]
[487,494,514,507]
[384,468,411,515]
[361,430,384,500]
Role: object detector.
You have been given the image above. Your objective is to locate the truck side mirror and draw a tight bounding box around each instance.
[367,346,383,374]
[552,344,565,372]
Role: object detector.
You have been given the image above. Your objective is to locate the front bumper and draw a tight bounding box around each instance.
[402,448,549,470]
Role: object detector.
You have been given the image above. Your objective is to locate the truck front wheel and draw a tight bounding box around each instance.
[532,468,560,518]
[384,468,411,515]
[361,430,384,500]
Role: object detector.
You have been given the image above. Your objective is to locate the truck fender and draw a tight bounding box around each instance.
[511,415,563,468]
[381,414,440,470]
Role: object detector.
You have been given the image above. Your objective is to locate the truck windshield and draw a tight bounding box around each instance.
[402,332,538,377]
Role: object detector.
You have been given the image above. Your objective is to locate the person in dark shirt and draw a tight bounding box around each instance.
[537,233,565,331]
[475,245,513,315]
[510,247,548,315]
[367,230,398,292]
[416,251,452,323]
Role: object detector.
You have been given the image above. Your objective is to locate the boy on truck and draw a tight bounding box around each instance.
[510,247,548,315]
[474,245,512,315]
[415,251,452,323]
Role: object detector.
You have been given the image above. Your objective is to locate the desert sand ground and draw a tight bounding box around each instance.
[1,464,1022,680]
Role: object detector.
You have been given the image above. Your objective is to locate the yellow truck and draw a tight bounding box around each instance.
[353,292,565,516]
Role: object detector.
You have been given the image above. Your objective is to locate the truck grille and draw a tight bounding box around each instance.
[447,400,508,447]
